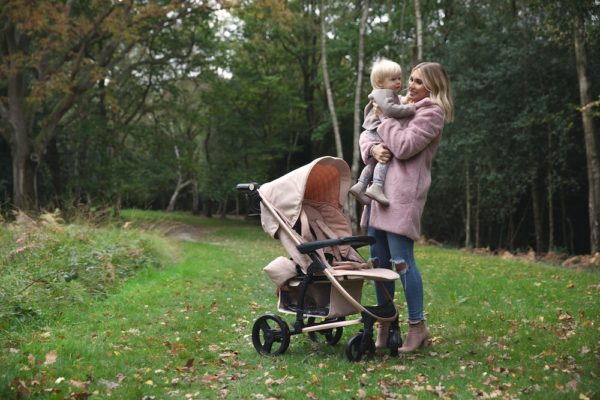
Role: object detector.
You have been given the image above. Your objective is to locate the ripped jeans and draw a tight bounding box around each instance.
[368,227,424,322]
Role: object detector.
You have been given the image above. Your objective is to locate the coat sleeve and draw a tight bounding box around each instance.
[371,90,415,119]
[359,129,379,164]
[377,101,444,160]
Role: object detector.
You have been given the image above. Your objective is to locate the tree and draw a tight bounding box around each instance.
[319,0,343,159]
[0,1,213,210]
[574,12,600,253]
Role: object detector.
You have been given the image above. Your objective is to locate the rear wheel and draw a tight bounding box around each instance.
[307,317,344,345]
[252,314,290,356]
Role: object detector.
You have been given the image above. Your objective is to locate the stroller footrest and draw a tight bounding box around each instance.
[363,301,397,319]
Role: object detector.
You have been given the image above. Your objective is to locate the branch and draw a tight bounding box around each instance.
[579,98,600,112]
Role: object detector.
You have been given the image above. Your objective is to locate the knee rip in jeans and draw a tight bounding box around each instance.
[392,259,408,275]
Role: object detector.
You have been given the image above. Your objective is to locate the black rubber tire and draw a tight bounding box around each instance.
[388,328,400,357]
[252,314,291,356]
[345,332,375,362]
[307,317,344,345]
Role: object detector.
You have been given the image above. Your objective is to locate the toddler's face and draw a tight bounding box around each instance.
[380,75,402,93]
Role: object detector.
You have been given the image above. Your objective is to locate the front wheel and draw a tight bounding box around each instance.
[252,314,290,356]
[388,328,401,357]
[345,332,375,362]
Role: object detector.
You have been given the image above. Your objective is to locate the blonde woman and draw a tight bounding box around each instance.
[359,62,454,353]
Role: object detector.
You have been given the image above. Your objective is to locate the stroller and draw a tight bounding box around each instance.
[237,156,402,361]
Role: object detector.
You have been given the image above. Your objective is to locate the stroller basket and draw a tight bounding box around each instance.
[279,278,363,318]
[237,156,402,361]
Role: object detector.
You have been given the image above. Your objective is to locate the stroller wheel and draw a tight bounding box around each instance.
[252,314,291,356]
[307,317,344,345]
[388,328,400,357]
[345,332,375,362]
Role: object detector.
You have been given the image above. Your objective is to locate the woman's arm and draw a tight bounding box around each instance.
[377,101,444,160]
[358,130,379,164]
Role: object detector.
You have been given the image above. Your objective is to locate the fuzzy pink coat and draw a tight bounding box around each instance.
[359,97,445,241]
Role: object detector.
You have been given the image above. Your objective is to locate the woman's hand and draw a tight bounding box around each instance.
[371,143,391,164]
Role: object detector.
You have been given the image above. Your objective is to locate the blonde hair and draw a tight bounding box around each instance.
[412,62,454,122]
[370,58,402,89]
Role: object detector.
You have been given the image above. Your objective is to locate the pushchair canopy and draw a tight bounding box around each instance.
[259,156,350,238]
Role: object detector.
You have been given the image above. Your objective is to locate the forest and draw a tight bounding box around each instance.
[1,0,599,255]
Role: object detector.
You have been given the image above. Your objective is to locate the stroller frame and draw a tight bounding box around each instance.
[237,157,403,361]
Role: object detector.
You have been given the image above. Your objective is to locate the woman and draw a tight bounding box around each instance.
[359,62,454,353]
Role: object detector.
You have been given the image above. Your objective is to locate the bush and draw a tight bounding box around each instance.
[0,211,171,329]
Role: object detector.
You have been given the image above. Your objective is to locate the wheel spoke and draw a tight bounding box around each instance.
[263,338,274,353]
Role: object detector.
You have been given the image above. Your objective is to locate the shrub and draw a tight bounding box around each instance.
[0,211,170,329]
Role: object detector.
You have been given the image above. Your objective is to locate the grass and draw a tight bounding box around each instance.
[1,210,599,399]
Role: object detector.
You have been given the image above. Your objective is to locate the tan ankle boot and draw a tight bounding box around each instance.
[375,321,390,349]
[349,182,372,205]
[365,184,390,206]
[398,320,428,353]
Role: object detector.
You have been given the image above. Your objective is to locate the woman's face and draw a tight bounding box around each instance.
[407,68,429,103]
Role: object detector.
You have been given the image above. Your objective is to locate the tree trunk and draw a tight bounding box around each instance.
[475,177,481,248]
[167,181,190,212]
[560,191,571,253]
[464,161,472,248]
[192,181,200,215]
[574,14,600,254]
[166,145,192,212]
[11,144,38,210]
[5,31,38,210]
[531,174,544,252]
[414,0,423,62]
[319,0,343,159]
[547,178,555,252]
[350,0,369,230]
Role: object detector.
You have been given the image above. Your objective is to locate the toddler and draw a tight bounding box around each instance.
[350,59,415,206]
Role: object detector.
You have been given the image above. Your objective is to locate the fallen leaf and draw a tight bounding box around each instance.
[98,379,120,390]
[69,379,89,389]
[44,350,58,366]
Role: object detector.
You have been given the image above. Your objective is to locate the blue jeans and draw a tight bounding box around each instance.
[368,227,424,321]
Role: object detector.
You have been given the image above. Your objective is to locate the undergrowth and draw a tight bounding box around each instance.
[0,210,174,331]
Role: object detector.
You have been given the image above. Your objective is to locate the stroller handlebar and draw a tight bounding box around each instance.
[296,235,375,254]
[236,182,260,192]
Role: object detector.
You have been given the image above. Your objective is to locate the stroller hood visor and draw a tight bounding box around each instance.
[258,157,351,238]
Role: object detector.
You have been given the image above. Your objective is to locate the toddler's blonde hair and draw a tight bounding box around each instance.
[370,58,402,89]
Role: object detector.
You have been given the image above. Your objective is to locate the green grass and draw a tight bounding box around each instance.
[1,210,599,399]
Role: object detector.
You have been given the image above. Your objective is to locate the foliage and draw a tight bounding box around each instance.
[0,213,598,398]
[0,211,172,330]
[1,1,599,254]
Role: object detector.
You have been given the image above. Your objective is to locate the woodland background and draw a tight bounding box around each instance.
[1,0,599,255]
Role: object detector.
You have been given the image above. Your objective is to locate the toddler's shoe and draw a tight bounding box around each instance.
[349,182,372,205]
[365,184,390,206]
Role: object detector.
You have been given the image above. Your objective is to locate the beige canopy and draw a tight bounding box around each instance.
[258,156,350,238]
